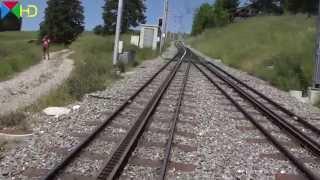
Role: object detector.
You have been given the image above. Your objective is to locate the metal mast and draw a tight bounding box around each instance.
[313,2,320,88]
[160,0,169,54]
[112,0,124,66]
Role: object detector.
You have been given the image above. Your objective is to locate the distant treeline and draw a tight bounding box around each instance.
[191,0,319,35]
[0,14,22,31]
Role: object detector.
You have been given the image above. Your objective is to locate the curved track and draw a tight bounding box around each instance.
[188,46,320,180]
[26,43,319,180]
[42,42,193,180]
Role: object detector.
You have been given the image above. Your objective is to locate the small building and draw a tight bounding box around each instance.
[130,35,140,46]
[139,24,159,50]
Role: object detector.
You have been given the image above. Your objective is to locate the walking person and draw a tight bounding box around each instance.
[42,35,51,60]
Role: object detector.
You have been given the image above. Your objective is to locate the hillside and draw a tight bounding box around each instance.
[27,33,157,110]
[0,32,41,80]
[188,15,316,91]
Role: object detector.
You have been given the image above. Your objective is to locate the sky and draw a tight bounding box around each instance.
[19,0,246,33]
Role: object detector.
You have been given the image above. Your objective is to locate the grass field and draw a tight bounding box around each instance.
[0,31,63,81]
[188,15,316,91]
[28,33,158,111]
[0,32,40,80]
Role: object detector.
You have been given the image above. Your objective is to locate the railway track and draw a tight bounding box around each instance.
[18,43,320,180]
[187,47,320,180]
[31,42,198,180]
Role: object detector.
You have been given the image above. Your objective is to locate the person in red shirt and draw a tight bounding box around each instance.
[42,35,51,60]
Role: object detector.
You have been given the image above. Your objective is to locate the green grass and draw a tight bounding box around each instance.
[188,15,316,91]
[0,32,41,80]
[0,31,64,81]
[27,33,159,111]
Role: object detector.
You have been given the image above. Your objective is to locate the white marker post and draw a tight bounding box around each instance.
[113,0,124,66]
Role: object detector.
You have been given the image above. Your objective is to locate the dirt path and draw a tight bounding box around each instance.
[0,49,74,115]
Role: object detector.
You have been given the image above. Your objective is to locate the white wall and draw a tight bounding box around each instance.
[130,36,140,46]
[139,26,158,50]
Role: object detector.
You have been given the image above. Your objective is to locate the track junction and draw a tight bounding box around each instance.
[1,42,320,180]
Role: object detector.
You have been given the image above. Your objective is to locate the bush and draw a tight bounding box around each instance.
[39,0,85,44]
[93,25,105,35]
[191,1,233,35]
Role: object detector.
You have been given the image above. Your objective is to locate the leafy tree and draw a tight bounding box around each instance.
[191,3,214,35]
[191,3,230,36]
[249,0,283,14]
[285,0,318,15]
[93,25,105,35]
[102,0,146,34]
[213,6,230,27]
[215,0,239,21]
[39,0,84,45]
[284,0,301,13]
[215,0,240,11]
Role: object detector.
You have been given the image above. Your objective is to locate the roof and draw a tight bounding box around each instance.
[140,24,159,28]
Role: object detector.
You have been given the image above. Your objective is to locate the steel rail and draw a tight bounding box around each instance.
[42,43,184,180]
[96,45,188,180]
[205,60,320,136]
[159,50,191,180]
[198,58,320,159]
[192,61,319,180]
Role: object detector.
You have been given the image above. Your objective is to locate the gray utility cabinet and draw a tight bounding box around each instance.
[139,24,159,50]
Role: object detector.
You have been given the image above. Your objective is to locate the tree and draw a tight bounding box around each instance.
[93,25,105,35]
[191,3,230,36]
[285,0,318,15]
[249,0,283,14]
[102,0,146,34]
[191,3,214,35]
[213,6,230,27]
[215,0,239,22]
[39,0,84,45]
[215,0,240,11]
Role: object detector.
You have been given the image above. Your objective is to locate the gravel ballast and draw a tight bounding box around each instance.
[1,45,319,180]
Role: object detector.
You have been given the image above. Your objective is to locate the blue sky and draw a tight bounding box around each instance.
[20,0,246,33]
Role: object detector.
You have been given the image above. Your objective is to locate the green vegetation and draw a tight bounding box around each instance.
[28,33,158,111]
[0,31,63,81]
[192,0,318,36]
[188,15,315,91]
[191,0,238,35]
[95,0,146,35]
[39,0,85,44]
[0,32,40,80]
